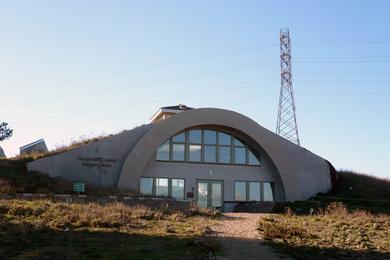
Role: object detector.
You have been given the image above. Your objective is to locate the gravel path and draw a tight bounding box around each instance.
[210,213,289,259]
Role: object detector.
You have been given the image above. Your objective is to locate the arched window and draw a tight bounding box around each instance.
[156,129,261,166]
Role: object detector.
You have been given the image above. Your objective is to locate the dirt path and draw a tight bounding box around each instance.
[210,213,289,259]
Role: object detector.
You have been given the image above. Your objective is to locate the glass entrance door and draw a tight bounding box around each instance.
[196,180,223,210]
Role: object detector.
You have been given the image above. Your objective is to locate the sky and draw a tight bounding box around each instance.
[1,0,389,178]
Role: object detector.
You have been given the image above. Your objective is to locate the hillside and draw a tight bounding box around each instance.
[274,171,390,214]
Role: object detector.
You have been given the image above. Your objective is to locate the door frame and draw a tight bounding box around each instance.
[195,179,224,211]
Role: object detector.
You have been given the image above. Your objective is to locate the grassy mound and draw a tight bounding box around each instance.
[329,170,390,200]
[0,159,127,195]
[273,171,390,214]
[258,202,390,259]
[0,158,72,194]
[0,199,221,259]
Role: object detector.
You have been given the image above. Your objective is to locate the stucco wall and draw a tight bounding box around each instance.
[142,153,285,202]
[27,125,152,187]
[27,108,332,202]
[118,108,332,201]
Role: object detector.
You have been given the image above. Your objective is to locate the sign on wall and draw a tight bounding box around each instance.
[73,182,85,193]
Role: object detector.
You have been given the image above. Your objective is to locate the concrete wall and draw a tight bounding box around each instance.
[27,108,332,202]
[142,152,285,202]
[27,125,152,188]
[118,108,332,201]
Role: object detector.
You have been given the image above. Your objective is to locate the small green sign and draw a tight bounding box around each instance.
[73,182,85,193]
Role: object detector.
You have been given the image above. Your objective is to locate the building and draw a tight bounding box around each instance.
[20,139,48,155]
[27,105,334,211]
[0,146,5,158]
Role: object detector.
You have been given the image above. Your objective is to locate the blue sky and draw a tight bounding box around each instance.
[1,1,389,178]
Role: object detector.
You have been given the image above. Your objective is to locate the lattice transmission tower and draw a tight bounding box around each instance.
[276,29,300,145]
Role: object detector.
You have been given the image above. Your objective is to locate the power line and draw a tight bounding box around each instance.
[1,61,279,110]
[6,43,279,92]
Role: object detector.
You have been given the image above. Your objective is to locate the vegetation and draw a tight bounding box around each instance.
[0,122,12,142]
[260,171,390,258]
[273,170,390,214]
[0,199,221,259]
[258,202,390,259]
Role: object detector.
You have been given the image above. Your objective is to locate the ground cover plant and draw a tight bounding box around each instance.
[258,202,390,259]
[0,199,221,259]
[273,170,390,214]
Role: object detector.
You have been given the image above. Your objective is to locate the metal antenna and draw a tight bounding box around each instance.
[276,29,300,145]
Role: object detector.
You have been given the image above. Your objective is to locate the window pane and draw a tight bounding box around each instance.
[249,182,261,201]
[140,178,153,195]
[204,130,217,144]
[156,141,170,160]
[172,143,185,161]
[204,145,216,162]
[235,181,246,201]
[172,179,184,199]
[197,182,208,208]
[219,132,231,145]
[172,132,185,143]
[189,144,201,162]
[218,146,230,163]
[156,178,168,197]
[189,130,202,144]
[234,138,244,146]
[263,182,274,201]
[248,150,260,165]
[234,147,246,164]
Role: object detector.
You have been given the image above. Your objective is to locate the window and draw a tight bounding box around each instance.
[249,182,261,201]
[189,144,201,161]
[219,132,231,145]
[140,178,153,195]
[218,146,230,163]
[204,130,216,144]
[235,181,246,201]
[156,141,170,161]
[172,133,185,161]
[172,133,185,143]
[234,138,246,164]
[189,130,202,144]
[234,147,246,164]
[155,129,261,166]
[248,150,260,166]
[171,179,185,199]
[155,178,169,197]
[189,130,202,162]
[140,177,185,200]
[263,182,274,201]
[204,145,216,162]
[234,181,274,202]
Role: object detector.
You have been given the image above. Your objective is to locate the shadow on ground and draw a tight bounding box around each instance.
[0,220,217,259]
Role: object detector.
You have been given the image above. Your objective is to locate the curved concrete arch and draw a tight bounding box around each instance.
[118,108,331,201]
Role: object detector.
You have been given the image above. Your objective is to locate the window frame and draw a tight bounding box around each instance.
[155,128,261,167]
[139,177,186,200]
[234,181,247,201]
[234,181,274,202]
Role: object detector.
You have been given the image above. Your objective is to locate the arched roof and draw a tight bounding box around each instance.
[118,108,331,201]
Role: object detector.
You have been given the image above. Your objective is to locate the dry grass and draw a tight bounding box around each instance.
[12,135,108,162]
[258,202,390,259]
[0,199,221,259]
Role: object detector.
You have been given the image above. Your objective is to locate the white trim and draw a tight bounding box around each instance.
[149,108,185,122]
